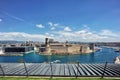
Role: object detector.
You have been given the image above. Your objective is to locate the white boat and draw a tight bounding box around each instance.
[94,47,102,52]
[115,56,120,64]
[51,60,61,63]
[0,48,4,54]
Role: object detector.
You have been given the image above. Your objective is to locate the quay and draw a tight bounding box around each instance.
[0,53,23,56]
[0,63,120,77]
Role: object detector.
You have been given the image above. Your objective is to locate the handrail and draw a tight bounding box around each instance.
[50,62,53,78]
[76,62,79,78]
[101,62,108,78]
[0,62,119,77]
[23,61,29,77]
[0,64,5,77]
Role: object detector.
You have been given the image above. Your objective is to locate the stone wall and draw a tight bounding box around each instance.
[43,44,94,55]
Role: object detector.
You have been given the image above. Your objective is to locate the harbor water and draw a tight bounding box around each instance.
[0,47,120,63]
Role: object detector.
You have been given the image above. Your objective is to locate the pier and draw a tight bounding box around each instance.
[0,63,120,77]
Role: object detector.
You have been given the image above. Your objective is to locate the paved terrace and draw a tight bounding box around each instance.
[0,63,120,77]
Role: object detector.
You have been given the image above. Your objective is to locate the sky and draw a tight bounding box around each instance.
[0,0,120,42]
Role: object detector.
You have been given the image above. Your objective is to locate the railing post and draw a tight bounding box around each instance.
[23,61,29,77]
[0,64,5,77]
[101,62,107,78]
[50,62,53,78]
[76,62,79,78]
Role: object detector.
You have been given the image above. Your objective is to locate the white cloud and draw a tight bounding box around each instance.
[48,22,53,26]
[83,24,88,28]
[50,34,54,37]
[0,32,45,41]
[48,22,59,30]
[99,29,118,37]
[0,28,119,42]
[75,30,87,34]
[48,22,59,27]
[45,32,49,35]
[52,28,120,42]
[45,32,54,38]
[51,27,55,30]
[64,27,72,31]
[36,24,44,28]
[0,19,2,22]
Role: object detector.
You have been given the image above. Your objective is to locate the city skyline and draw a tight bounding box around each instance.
[0,0,120,42]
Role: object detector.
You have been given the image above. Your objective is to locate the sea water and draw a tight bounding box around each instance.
[0,47,120,63]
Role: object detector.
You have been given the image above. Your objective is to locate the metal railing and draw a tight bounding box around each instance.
[0,62,119,78]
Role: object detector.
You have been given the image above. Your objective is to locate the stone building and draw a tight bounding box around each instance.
[39,38,94,55]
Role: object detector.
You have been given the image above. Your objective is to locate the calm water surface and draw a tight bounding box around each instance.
[0,47,120,63]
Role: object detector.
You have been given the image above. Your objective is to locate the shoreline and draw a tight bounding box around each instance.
[0,54,23,56]
[0,51,34,56]
[38,52,94,55]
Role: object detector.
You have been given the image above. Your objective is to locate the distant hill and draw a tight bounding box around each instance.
[0,41,24,44]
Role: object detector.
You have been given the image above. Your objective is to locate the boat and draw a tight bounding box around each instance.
[114,48,120,52]
[0,47,4,55]
[114,56,120,64]
[51,60,61,63]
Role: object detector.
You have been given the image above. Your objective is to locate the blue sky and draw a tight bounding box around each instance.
[0,0,120,42]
